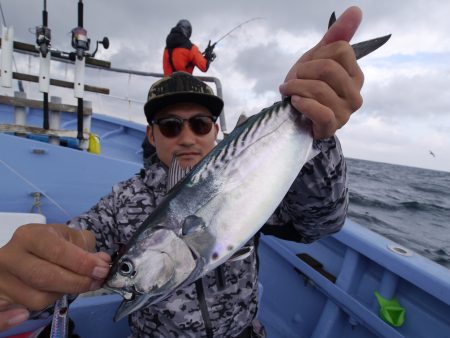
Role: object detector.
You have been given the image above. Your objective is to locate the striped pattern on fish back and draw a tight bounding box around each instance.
[190,100,293,184]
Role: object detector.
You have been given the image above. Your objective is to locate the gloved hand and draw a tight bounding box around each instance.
[203,40,217,62]
[207,52,217,62]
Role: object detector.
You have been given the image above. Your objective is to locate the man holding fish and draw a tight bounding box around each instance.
[0,6,385,337]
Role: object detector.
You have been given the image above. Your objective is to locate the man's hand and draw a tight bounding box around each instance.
[0,301,29,332]
[207,52,217,62]
[279,6,364,139]
[203,40,217,62]
[0,223,111,330]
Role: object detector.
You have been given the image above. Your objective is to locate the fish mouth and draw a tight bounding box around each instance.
[103,282,139,300]
[114,294,152,322]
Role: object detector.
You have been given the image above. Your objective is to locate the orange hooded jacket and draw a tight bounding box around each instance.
[163,44,208,76]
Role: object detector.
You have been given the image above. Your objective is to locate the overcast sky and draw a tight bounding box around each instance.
[2,0,450,172]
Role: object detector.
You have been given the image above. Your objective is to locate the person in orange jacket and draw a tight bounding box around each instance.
[163,19,216,76]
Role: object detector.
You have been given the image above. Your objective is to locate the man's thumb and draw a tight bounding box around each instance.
[282,6,363,83]
[319,6,362,47]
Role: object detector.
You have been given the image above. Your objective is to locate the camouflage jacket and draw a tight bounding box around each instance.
[68,136,348,338]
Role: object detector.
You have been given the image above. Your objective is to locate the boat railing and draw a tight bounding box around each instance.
[0,34,227,131]
[0,91,94,149]
[91,65,227,132]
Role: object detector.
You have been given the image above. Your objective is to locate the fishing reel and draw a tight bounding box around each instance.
[69,27,109,61]
[71,26,90,60]
[35,25,51,57]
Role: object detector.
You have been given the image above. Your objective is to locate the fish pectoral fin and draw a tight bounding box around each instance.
[182,215,206,236]
[114,294,152,322]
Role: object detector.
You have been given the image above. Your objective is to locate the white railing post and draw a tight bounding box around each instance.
[13,91,27,126]
[1,26,14,89]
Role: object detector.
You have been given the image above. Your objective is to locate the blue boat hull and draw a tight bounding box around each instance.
[1,109,449,338]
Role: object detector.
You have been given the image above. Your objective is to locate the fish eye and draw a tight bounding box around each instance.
[118,259,135,277]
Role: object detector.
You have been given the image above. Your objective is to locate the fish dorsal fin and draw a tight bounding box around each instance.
[223,114,248,138]
[328,11,337,29]
[167,155,193,191]
[235,114,248,127]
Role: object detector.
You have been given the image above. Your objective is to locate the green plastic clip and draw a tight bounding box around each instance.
[374,291,405,327]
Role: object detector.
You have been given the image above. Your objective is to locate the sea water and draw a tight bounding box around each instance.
[347,158,450,269]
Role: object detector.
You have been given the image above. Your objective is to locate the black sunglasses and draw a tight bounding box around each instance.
[152,116,217,138]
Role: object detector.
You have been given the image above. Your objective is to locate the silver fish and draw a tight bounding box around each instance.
[105,100,315,321]
[105,33,390,322]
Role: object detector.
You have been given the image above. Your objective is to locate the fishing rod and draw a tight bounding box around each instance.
[70,0,109,142]
[216,17,264,45]
[203,17,264,59]
[36,0,51,129]
[33,0,109,138]
[72,0,87,141]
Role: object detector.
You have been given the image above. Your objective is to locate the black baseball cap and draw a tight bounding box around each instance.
[144,72,224,124]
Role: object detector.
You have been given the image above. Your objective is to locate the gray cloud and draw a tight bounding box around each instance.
[362,69,450,119]
[2,0,450,171]
[234,42,292,94]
